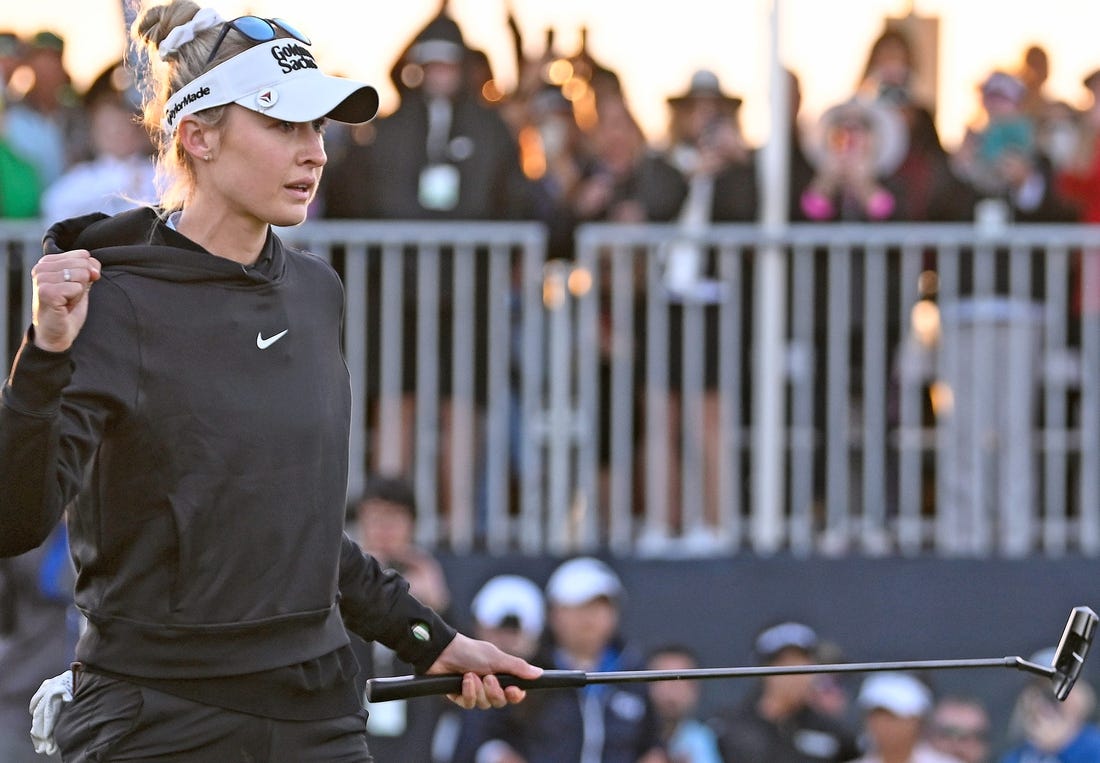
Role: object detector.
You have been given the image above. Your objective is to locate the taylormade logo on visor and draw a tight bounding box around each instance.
[166,85,212,126]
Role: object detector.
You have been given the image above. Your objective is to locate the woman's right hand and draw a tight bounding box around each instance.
[31,250,101,353]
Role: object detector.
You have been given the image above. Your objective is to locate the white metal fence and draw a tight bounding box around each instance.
[5,219,1100,557]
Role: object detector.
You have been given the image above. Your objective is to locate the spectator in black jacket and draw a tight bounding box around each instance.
[712,621,861,763]
[322,10,533,222]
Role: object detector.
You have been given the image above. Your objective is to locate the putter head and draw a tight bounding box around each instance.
[1051,606,1098,701]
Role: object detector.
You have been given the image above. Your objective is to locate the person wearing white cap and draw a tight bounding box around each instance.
[470,574,547,661]
[851,672,960,763]
[3,1,541,759]
[431,575,549,763]
[449,557,665,763]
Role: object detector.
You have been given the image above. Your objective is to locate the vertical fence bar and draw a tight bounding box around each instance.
[680,289,706,538]
[1040,245,1068,555]
[643,245,670,546]
[750,234,788,554]
[861,243,888,553]
[717,240,744,549]
[970,242,996,554]
[448,242,477,552]
[376,242,405,474]
[343,242,369,503]
[544,260,573,552]
[609,243,637,550]
[1001,242,1037,556]
[935,243,961,553]
[519,239,548,554]
[788,241,816,553]
[895,242,925,554]
[824,239,852,551]
[482,242,511,553]
[575,240,606,552]
[414,243,441,546]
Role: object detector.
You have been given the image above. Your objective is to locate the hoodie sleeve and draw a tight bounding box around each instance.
[0,336,75,555]
[0,276,140,557]
[337,534,456,673]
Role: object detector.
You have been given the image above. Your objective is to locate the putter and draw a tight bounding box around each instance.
[366,605,1097,703]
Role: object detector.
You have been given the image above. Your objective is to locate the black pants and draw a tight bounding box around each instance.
[54,672,372,762]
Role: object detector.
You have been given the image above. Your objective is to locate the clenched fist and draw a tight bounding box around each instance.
[31,249,102,353]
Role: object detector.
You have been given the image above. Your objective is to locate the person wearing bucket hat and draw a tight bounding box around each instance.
[658,69,755,542]
[2,1,541,759]
[664,69,755,225]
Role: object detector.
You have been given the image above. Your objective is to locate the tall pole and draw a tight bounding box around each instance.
[750,0,790,553]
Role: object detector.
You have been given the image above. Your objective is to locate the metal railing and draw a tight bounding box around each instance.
[5,219,1100,557]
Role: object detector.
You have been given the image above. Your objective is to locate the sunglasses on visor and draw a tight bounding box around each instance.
[205,16,311,65]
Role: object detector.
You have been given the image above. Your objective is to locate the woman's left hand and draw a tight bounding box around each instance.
[425,633,543,709]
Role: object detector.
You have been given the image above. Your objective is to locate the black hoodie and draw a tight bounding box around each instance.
[0,208,454,716]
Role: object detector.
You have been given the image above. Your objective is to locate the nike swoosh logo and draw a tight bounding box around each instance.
[256,329,288,349]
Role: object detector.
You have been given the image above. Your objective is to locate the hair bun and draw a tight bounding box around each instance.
[133,0,202,49]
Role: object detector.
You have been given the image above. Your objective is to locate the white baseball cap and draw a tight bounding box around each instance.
[858,672,933,717]
[545,557,623,607]
[163,38,378,136]
[471,575,546,638]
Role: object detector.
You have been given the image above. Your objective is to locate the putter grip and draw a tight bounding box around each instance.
[366,669,587,702]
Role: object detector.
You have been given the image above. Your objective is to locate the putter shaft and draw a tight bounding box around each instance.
[366,656,1050,703]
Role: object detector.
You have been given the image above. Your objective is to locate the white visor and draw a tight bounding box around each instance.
[163,39,378,136]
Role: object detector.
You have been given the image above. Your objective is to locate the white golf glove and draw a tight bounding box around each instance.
[29,669,73,755]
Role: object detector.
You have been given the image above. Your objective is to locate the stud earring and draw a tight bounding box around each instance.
[203,154,212,162]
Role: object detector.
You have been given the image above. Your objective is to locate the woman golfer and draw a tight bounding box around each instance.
[0,1,538,759]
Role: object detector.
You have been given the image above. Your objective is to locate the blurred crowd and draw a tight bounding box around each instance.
[338,484,1100,763]
[4,8,1100,239]
[336,481,1100,763]
[0,31,157,221]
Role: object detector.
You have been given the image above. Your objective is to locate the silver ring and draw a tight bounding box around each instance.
[62,268,71,282]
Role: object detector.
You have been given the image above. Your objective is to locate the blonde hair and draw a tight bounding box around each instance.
[129,1,250,210]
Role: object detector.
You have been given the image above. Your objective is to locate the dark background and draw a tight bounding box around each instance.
[437,552,1100,758]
